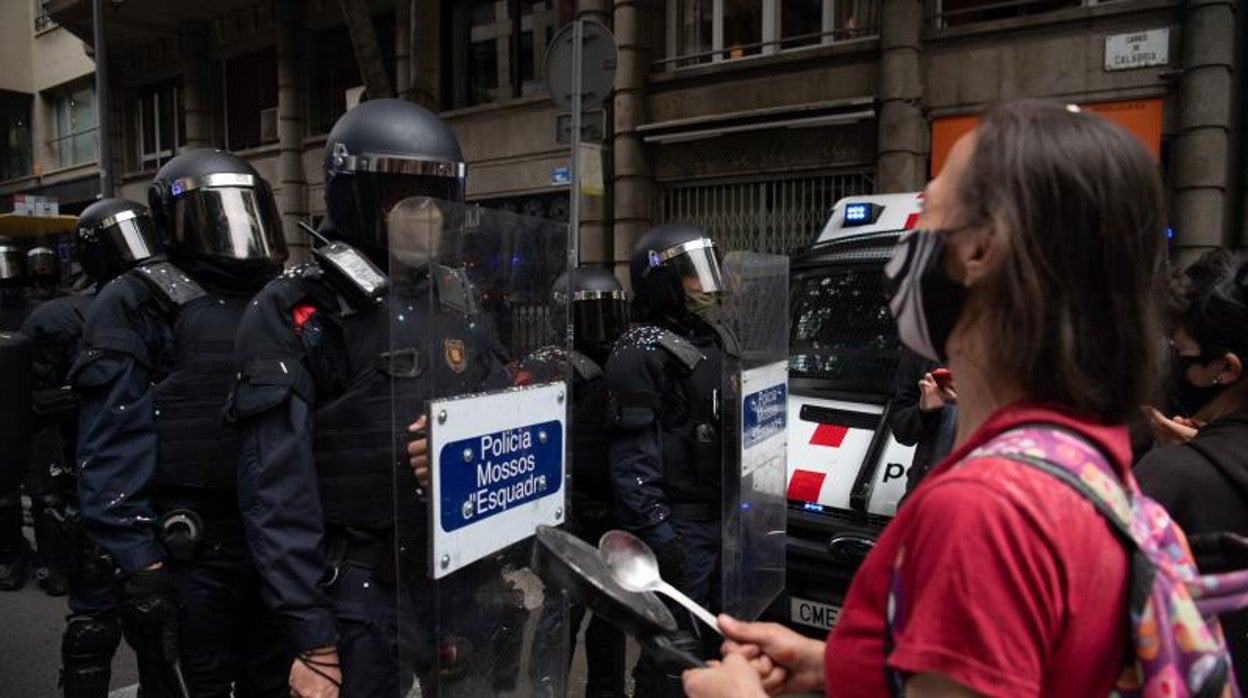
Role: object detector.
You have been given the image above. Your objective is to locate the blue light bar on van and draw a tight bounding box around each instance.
[842,202,883,227]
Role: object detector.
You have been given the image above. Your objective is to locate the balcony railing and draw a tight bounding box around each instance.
[929,0,1117,29]
[654,24,880,71]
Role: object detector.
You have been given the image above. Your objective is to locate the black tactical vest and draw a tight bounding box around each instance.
[313,280,507,530]
[656,330,728,504]
[147,279,250,493]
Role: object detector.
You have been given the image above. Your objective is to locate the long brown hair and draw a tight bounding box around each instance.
[958,101,1167,424]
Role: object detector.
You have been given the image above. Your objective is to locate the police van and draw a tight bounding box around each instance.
[780,193,924,636]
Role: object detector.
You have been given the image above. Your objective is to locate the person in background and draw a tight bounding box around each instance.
[26,198,161,697]
[683,100,1176,697]
[72,151,289,697]
[605,222,739,696]
[889,350,957,494]
[0,237,31,591]
[1136,249,1248,693]
[523,266,630,697]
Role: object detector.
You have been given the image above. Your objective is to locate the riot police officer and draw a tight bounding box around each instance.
[0,236,30,591]
[27,245,62,301]
[605,223,739,696]
[21,198,161,696]
[72,151,289,697]
[523,266,630,697]
[0,236,26,331]
[227,98,510,697]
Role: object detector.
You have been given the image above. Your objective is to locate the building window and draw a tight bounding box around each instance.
[0,91,32,181]
[224,47,278,151]
[663,0,878,69]
[931,0,1089,28]
[447,0,561,109]
[50,85,96,168]
[309,14,395,135]
[34,0,54,32]
[136,81,185,171]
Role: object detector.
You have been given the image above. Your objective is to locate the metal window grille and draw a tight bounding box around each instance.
[658,171,875,255]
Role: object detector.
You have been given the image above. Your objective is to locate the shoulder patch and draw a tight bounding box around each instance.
[654,329,705,371]
[292,303,317,329]
[131,261,206,307]
[612,325,705,371]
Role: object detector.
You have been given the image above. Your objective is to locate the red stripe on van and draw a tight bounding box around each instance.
[810,424,849,448]
[903,213,920,230]
[787,469,827,502]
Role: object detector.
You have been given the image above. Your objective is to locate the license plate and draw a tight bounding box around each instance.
[790,596,841,631]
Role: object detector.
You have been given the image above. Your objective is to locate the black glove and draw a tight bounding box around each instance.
[123,567,177,624]
[653,539,686,588]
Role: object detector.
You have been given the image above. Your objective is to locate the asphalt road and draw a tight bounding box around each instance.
[0,535,634,698]
[0,530,139,698]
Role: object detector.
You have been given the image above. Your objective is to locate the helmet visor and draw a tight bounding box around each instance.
[173,186,287,264]
[0,246,21,282]
[343,171,466,250]
[571,290,630,344]
[647,238,725,294]
[27,248,56,276]
[91,211,160,278]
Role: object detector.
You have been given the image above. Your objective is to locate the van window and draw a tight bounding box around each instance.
[789,263,903,396]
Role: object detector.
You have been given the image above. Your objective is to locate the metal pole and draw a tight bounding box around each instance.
[92,0,112,197]
[569,19,583,275]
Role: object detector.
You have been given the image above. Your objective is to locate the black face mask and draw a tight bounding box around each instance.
[884,229,967,362]
[1170,351,1226,416]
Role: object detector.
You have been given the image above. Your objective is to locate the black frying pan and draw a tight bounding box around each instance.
[531,525,706,669]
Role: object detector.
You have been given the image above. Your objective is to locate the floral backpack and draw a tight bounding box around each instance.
[886,424,1248,698]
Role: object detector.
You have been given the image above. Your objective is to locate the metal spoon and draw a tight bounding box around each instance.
[599,530,722,635]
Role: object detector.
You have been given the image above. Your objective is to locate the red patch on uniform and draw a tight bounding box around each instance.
[810,424,849,448]
[903,213,920,230]
[292,304,317,329]
[787,469,827,503]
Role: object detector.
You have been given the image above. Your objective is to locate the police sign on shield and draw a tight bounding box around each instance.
[428,382,567,578]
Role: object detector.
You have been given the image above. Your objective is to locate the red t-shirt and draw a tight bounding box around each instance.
[824,404,1131,697]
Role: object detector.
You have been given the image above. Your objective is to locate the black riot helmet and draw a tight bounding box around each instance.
[323,98,466,256]
[629,223,724,323]
[75,198,161,284]
[553,266,630,349]
[148,149,287,268]
[26,247,56,280]
[0,236,23,288]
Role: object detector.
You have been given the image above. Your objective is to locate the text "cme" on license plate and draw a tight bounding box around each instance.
[791,596,841,631]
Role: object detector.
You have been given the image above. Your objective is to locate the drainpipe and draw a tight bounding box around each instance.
[276,0,309,263]
[875,0,926,193]
[612,0,656,285]
[1171,0,1236,263]
[396,0,412,100]
[178,23,213,148]
[409,0,440,109]
[92,0,113,197]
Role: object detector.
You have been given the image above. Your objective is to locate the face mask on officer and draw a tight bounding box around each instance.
[386,196,446,270]
[885,229,968,362]
[683,281,722,323]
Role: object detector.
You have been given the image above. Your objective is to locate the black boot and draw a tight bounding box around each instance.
[34,495,72,597]
[0,491,29,591]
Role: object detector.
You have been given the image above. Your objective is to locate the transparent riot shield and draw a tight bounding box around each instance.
[389,198,570,696]
[720,251,789,620]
